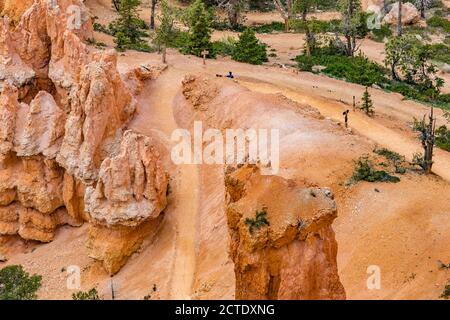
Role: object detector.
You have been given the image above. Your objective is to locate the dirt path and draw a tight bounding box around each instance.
[127,61,201,299]
[239,78,450,181]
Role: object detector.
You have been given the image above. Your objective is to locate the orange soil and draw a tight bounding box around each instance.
[1,2,449,301]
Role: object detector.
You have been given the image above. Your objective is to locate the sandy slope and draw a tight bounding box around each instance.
[1,2,449,301]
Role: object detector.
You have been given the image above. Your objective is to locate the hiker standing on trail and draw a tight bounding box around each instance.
[343,110,350,128]
[216,71,235,79]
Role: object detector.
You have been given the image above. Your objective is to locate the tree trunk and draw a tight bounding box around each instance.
[420,0,426,19]
[162,46,167,64]
[284,18,289,32]
[397,0,402,36]
[391,63,398,80]
[150,0,157,30]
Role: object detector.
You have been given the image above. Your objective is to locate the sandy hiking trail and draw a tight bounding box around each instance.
[127,61,202,299]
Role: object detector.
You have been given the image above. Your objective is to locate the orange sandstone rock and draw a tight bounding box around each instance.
[225,165,346,300]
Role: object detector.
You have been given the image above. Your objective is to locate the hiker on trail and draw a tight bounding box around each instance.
[216,71,235,79]
[343,109,350,128]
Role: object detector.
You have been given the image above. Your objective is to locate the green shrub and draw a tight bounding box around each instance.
[289,19,341,34]
[352,156,400,183]
[428,43,450,65]
[232,28,268,65]
[436,125,450,152]
[245,209,270,234]
[252,22,285,34]
[0,265,42,300]
[212,37,237,56]
[441,281,450,299]
[166,30,189,49]
[182,0,214,57]
[72,288,101,300]
[427,16,450,33]
[296,51,386,87]
[374,148,407,173]
[374,148,403,163]
[109,0,149,52]
[93,22,112,35]
[370,24,392,42]
[360,87,375,116]
[295,55,314,72]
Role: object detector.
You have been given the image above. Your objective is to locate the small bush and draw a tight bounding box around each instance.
[245,209,270,234]
[72,288,101,300]
[440,281,450,299]
[0,265,42,300]
[289,19,341,34]
[252,22,285,34]
[374,148,403,163]
[352,156,400,183]
[428,43,450,65]
[436,125,450,152]
[374,148,407,173]
[232,28,268,65]
[93,22,112,35]
[296,51,386,87]
[212,37,237,57]
[427,16,450,33]
[108,0,149,52]
[167,30,189,49]
[370,24,392,42]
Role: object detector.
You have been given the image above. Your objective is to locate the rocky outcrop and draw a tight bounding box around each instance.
[0,202,78,242]
[361,0,385,12]
[87,216,164,275]
[225,165,346,300]
[123,63,168,95]
[85,131,168,227]
[0,0,168,274]
[384,2,421,25]
[56,51,134,183]
[85,130,169,274]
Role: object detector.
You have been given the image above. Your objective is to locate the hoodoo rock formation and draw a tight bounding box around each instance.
[85,130,169,274]
[0,0,169,274]
[384,2,421,25]
[225,165,346,300]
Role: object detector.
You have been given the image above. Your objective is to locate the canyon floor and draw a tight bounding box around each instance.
[0,1,449,300]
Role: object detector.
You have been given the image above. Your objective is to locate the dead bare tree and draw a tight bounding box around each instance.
[217,0,246,29]
[112,0,121,12]
[273,0,294,32]
[340,0,362,57]
[150,0,158,30]
[414,108,436,174]
[397,0,402,36]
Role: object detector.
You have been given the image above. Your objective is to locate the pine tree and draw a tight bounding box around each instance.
[232,28,268,65]
[154,0,178,63]
[109,0,149,52]
[340,0,362,56]
[360,87,374,116]
[183,0,213,57]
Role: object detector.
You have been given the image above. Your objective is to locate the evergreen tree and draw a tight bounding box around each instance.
[339,0,362,56]
[232,28,268,65]
[109,0,149,52]
[360,87,374,116]
[0,265,42,300]
[183,0,213,57]
[154,0,178,63]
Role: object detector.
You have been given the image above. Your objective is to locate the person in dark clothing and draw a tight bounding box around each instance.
[343,109,350,128]
[216,72,235,79]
